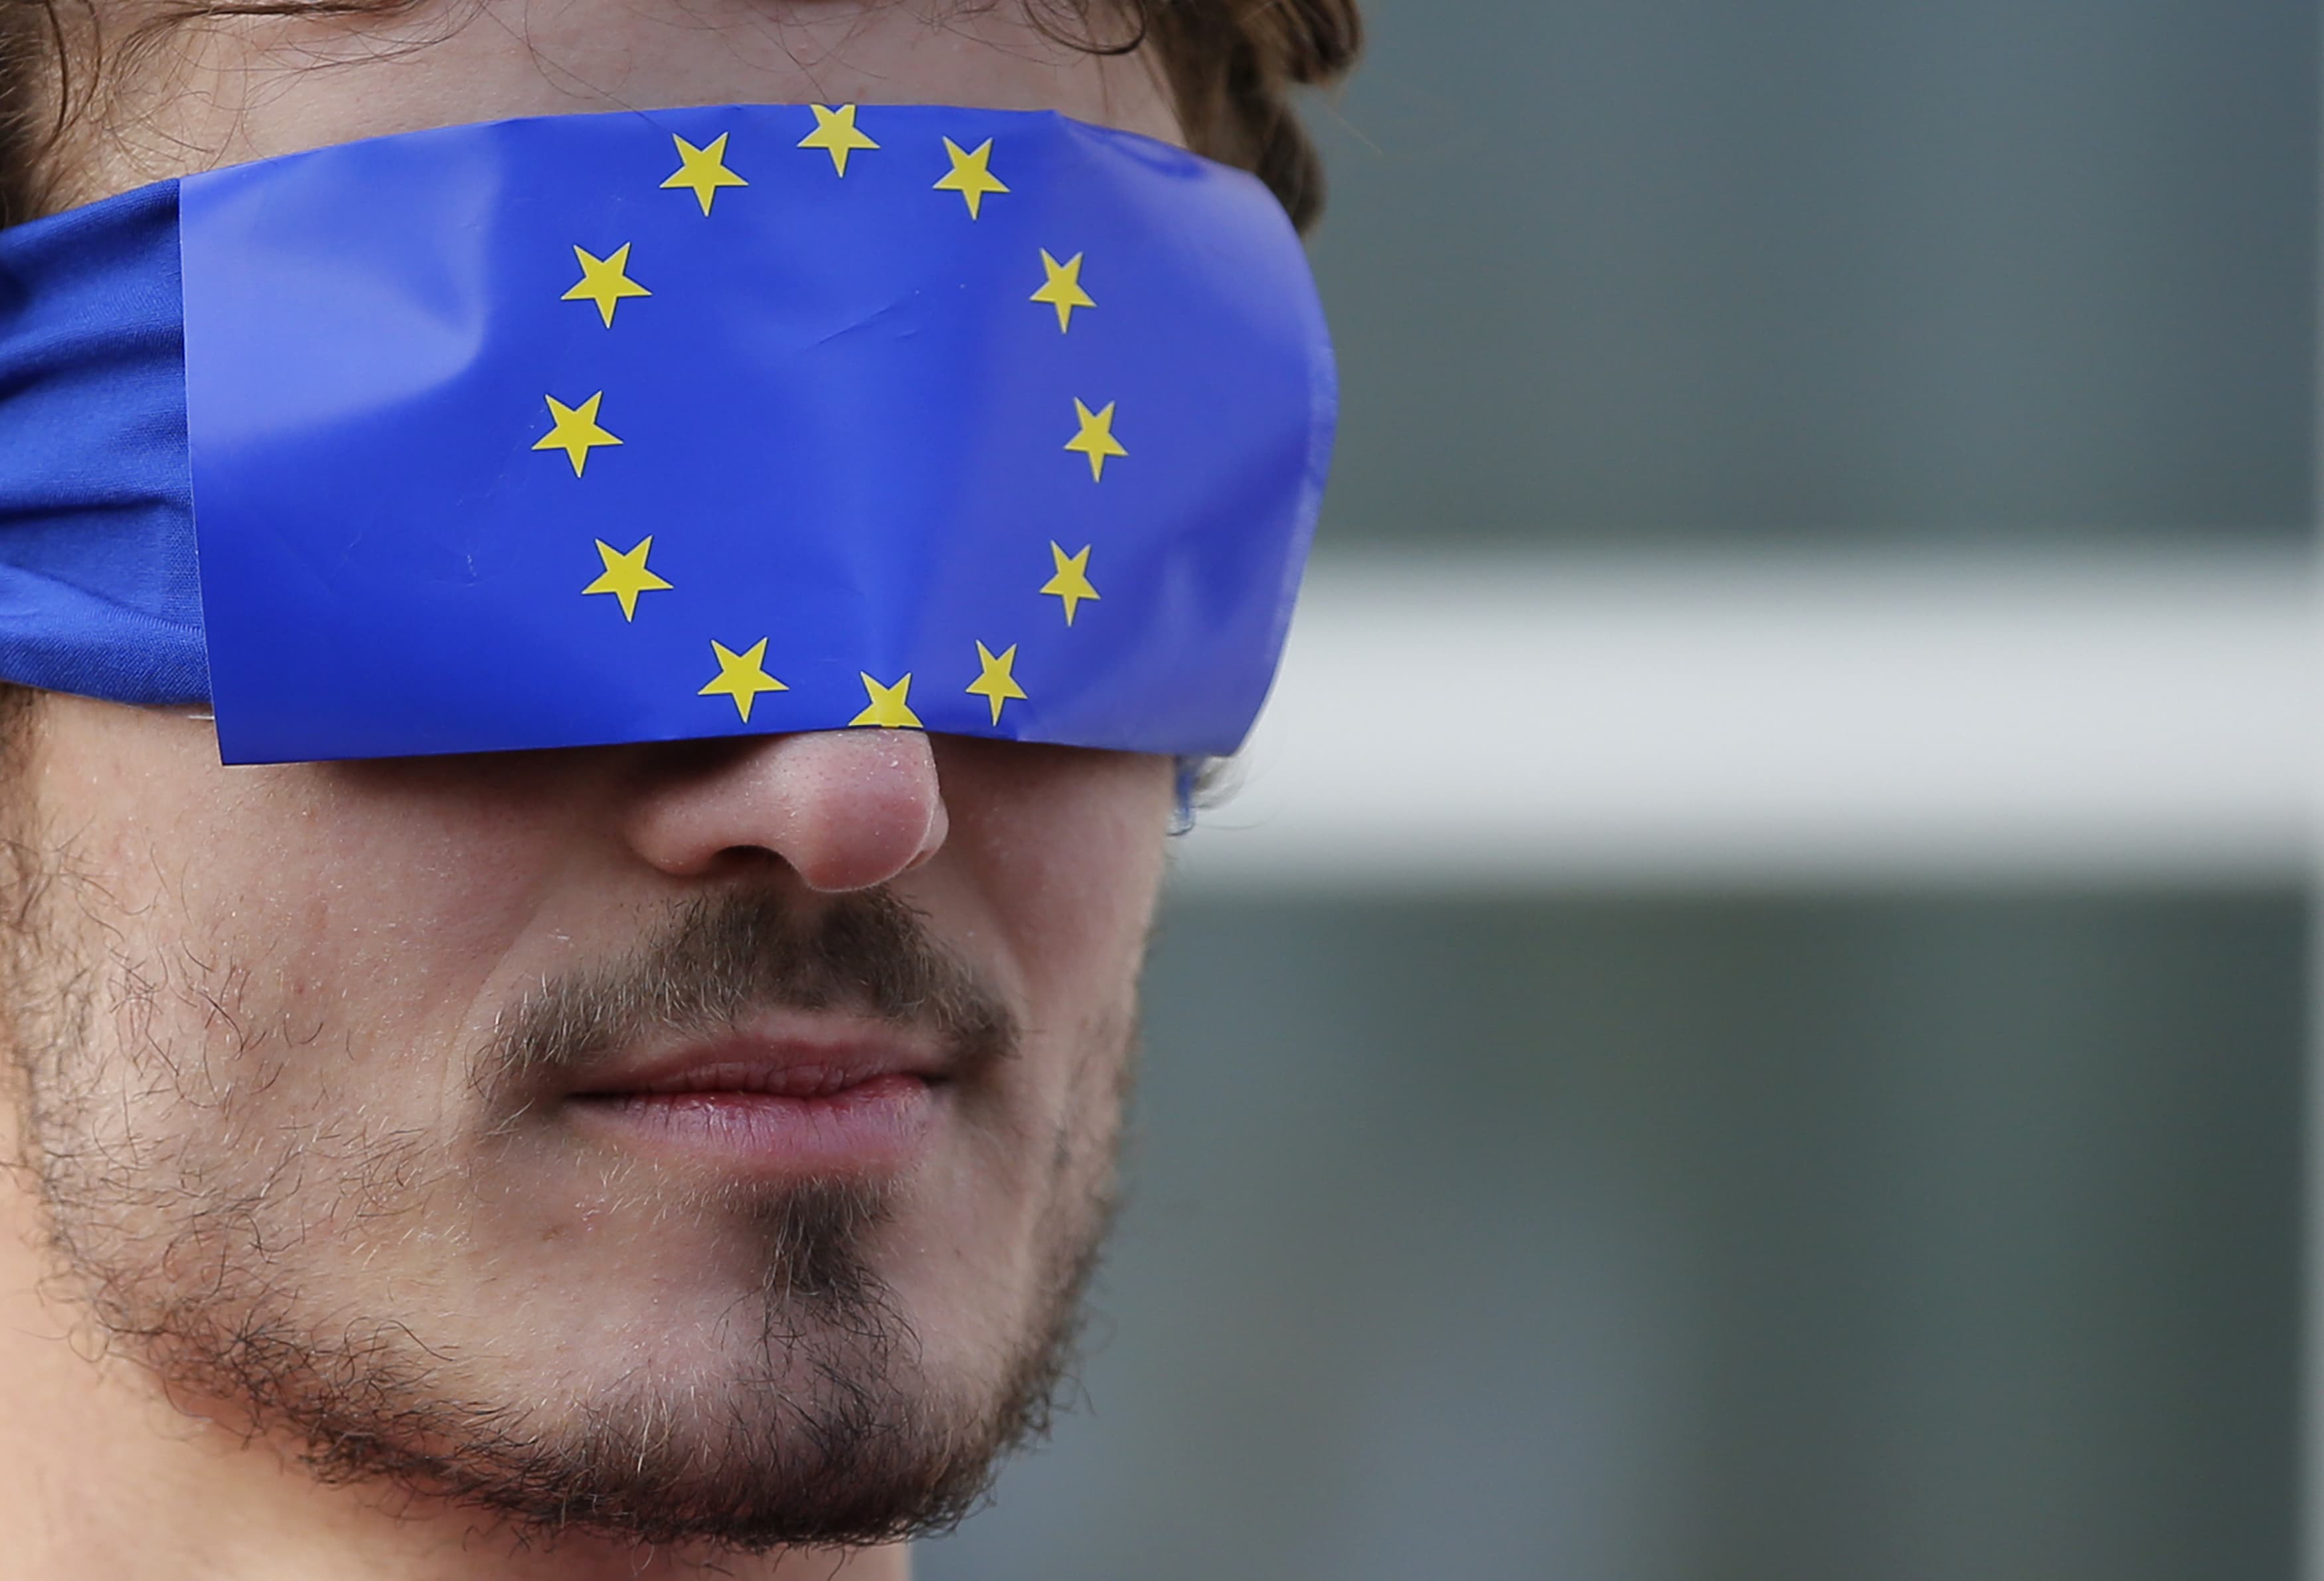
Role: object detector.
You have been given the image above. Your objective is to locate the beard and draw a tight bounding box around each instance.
[2,874,1127,1553]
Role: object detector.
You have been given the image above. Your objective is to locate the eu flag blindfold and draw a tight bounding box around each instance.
[0,104,1335,764]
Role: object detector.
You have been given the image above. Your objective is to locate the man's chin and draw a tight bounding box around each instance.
[69,1179,1073,1553]
[288,1366,1012,1551]
[137,1291,1038,1552]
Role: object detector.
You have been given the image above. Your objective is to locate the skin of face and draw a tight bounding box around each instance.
[0,6,1184,1578]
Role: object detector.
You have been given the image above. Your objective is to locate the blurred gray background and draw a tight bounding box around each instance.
[923,2,2314,1576]
[1315,0,2315,548]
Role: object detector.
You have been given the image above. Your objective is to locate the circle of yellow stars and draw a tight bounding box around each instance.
[536,108,1131,735]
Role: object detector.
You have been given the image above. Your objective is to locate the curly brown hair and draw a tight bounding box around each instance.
[0,0,1361,231]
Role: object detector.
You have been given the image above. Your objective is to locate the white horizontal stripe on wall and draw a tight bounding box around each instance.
[1170,549,2317,890]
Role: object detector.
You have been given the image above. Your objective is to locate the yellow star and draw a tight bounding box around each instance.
[533,392,622,477]
[1031,250,1096,333]
[662,132,748,216]
[581,536,673,621]
[698,638,788,722]
[1064,398,1127,481]
[800,104,879,177]
[851,672,924,730]
[1039,542,1100,626]
[562,243,653,327]
[965,641,1029,725]
[934,137,1009,219]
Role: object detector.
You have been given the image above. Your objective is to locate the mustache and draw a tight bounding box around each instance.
[480,888,1016,1096]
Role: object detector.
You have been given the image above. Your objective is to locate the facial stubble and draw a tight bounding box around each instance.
[1,863,1131,1553]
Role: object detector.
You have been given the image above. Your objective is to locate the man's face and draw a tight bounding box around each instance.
[4,2,1180,1554]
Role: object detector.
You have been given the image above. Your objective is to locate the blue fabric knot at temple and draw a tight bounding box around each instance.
[0,103,1336,764]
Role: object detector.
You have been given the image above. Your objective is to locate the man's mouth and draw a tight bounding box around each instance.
[562,1026,950,1177]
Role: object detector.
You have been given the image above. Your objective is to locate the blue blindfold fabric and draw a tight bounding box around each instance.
[0,183,208,705]
[0,104,1335,764]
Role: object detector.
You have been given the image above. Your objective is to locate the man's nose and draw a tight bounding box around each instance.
[623,728,950,893]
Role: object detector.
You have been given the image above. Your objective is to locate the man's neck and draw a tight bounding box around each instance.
[0,1191,910,1581]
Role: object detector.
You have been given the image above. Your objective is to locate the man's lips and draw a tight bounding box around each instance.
[561,1028,950,1177]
